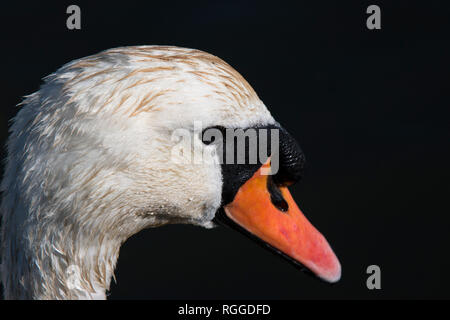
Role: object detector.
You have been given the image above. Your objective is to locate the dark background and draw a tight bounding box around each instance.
[0,1,449,299]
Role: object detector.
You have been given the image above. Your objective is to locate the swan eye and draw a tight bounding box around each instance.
[201,126,225,145]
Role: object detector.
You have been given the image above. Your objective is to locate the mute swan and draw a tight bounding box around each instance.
[0,46,340,299]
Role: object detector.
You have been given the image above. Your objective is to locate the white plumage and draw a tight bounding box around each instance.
[0,46,275,299]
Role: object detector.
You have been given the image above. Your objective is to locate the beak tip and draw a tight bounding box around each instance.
[318,259,342,284]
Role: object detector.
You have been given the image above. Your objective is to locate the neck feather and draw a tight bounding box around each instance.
[1,204,123,299]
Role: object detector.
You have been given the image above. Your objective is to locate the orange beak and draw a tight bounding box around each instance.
[222,159,341,283]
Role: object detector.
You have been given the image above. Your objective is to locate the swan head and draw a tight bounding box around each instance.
[1,46,340,299]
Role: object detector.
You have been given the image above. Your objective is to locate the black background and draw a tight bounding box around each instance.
[0,1,449,299]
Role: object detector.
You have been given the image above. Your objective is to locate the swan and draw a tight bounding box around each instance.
[0,46,341,299]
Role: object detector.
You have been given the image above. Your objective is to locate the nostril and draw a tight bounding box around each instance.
[267,176,289,212]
